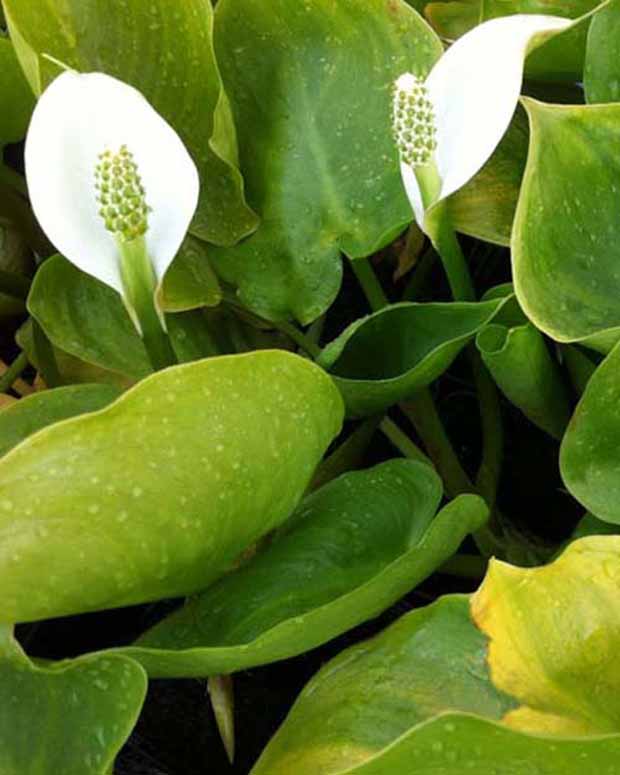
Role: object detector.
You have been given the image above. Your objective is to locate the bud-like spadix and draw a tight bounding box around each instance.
[95,145,150,242]
[392,73,437,168]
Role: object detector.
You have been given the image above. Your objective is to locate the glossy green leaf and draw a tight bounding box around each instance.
[3,0,257,245]
[476,321,571,438]
[447,107,528,247]
[253,537,620,775]
[0,36,34,149]
[28,255,151,379]
[0,384,121,458]
[561,341,620,524]
[318,297,508,417]
[0,350,343,622]
[584,0,620,102]
[115,469,486,678]
[513,100,620,353]
[251,596,516,775]
[0,626,146,775]
[562,344,598,396]
[28,255,221,379]
[160,236,221,313]
[16,319,133,390]
[209,0,443,323]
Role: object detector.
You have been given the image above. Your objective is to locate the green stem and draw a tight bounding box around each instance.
[350,257,388,312]
[0,351,28,393]
[312,416,382,491]
[118,237,176,371]
[275,320,321,358]
[425,200,475,301]
[402,245,437,301]
[400,391,473,497]
[380,417,431,465]
[470,349,503,512]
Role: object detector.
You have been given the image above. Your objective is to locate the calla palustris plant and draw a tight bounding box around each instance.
[25,70,200,369]
[0,0,616,770]
[392,14,569,299]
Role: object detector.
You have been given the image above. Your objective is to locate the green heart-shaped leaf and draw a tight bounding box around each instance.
[3,0,257,245]
[252,537,620,775]
[0,36,34,150]
[561,341,620,523]
[584,0,620,103]
[319,298,509,417]
[0,384,121,458]
[0,626,146,775]
[116,469,486,677]
[28,255,222,378]
[0,350,343,622]
[209,0,443,323]
[513,99,620,353]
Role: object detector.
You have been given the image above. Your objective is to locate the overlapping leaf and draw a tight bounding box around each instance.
[0,350,343,622]
[561,341,620,524]
[0,626,146,775]
[318,296,509,417]
[252,537,620,775]
[28,255,221,379]
[513,100,620,353]
[114,467,487,677]
[0,384,121,458]
[210,0,443,322]
[3,0,257,244]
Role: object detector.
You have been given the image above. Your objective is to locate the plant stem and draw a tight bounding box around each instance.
[400,391,473,496]
[275,320,321,358]
[0,351,29,393]
[470,350,503,511]
[379,416,431,465]
[119,237,176,371]
[312,416,382,490]
[426,202,475,301]
[350,257,388,312]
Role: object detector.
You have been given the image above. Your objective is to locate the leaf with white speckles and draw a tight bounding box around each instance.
[0,626,146,775]
[113,467,486,677]
[0,350,343,622]
[513,100,620,353]
[209,0,443,322]
[250,541,620,775]
[561,341,620,524]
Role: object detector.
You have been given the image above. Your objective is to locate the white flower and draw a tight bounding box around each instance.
[25,71,199,318]
[393,14,570,230]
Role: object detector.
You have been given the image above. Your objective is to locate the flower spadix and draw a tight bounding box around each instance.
[25,71,199,332]
[392,14,570,231]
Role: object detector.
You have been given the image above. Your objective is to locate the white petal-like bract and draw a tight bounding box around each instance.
[398,14,570,229]
[25,71,199,294]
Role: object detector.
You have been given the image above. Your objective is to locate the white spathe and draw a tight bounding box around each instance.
[398,14,570,229]
[25,71,199,296]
